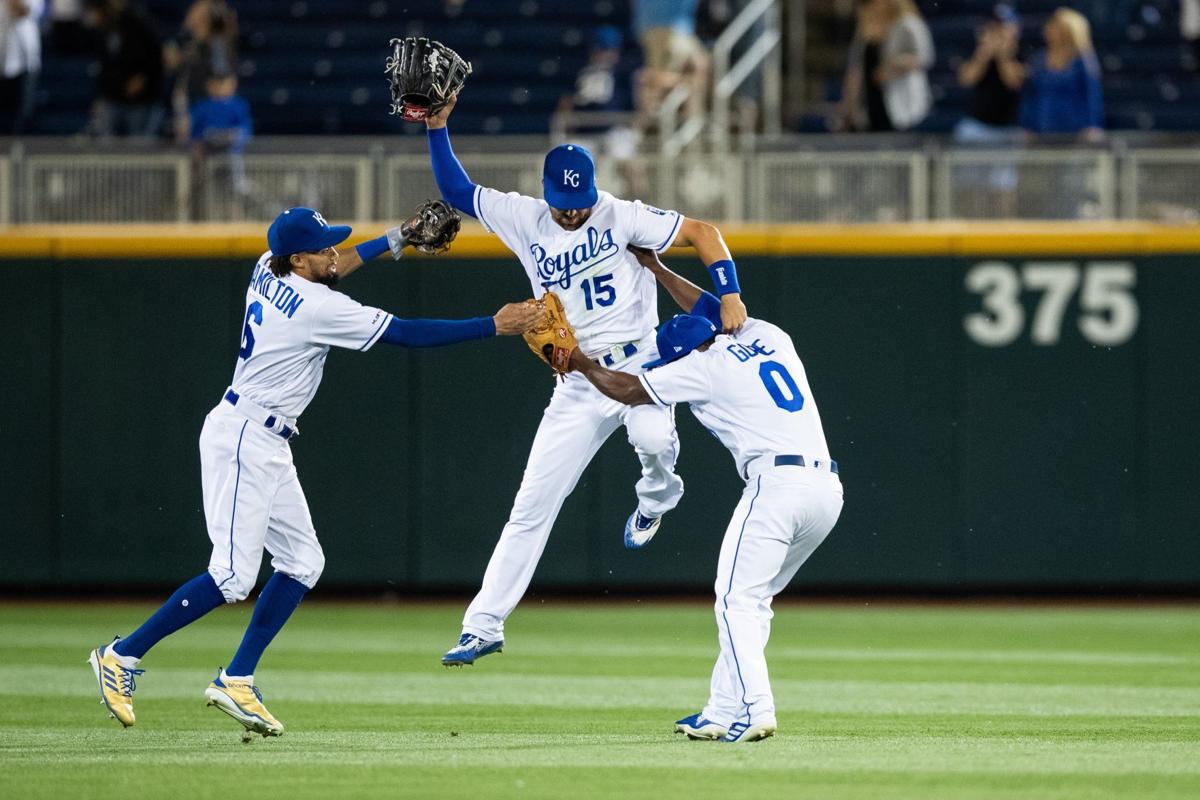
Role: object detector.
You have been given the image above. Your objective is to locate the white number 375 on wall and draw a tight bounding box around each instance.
[964,261,1139,347]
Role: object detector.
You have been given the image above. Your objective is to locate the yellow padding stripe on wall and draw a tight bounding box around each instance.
[5,221,1200,259]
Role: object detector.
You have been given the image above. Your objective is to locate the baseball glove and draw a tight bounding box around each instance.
[523,292,577,375]
[385,37,472,122]
[398,199,461,255]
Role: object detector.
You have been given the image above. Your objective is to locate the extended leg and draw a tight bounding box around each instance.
[460,379,619,642]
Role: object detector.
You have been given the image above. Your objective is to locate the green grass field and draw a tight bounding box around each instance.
[1,600,1198,799]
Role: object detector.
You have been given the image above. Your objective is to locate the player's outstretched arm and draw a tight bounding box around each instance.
[629,246,725,329]
[336,227,412,277]
[568,349,653,406]
[629,246,703,311]
[670,218,747,333]
[424,94,478,217]
[378,302,539,348]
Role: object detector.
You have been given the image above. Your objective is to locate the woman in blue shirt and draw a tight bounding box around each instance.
[1019,7,1104,141]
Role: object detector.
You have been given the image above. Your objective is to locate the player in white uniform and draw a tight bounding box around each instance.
[425,94,749,665]
[87,207,539,737]
[568,248,844,743]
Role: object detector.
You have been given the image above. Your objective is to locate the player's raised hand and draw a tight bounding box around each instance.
[720,294,747,334]
[493,301,542,335]
[425,93,458,129]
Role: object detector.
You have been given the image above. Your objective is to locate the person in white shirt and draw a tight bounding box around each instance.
[87,207,539,739]
[568,247,844,744]
[0,0,42,133]
[425,92,749,666]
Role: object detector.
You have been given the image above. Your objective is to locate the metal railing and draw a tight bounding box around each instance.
[1119,149,1200,223]
[2,138,1198,225]
[935,149,1116,220]
[711,0,785,151]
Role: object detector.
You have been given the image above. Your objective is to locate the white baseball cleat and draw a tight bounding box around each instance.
[674,713,728,740]
[720,719,777,743]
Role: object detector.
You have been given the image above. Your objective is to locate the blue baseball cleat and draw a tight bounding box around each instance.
[674,713,728,741]
[720,719,777,743]
[441,634,504,667]
[624,510,662,549]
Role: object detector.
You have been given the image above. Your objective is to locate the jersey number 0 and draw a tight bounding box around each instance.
[759,360,805,412]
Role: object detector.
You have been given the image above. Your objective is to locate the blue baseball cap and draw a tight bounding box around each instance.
[267,207,352,257]
[543,144,598,210]
[642,314,719,369]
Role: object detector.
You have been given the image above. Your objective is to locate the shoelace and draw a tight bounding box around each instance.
[117,665,146,697]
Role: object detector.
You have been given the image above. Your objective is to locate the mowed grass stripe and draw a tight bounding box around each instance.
[3,727,1200,776]
[17,663,1200,717]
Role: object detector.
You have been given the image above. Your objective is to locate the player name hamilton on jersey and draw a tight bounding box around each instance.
[249,261,306,319]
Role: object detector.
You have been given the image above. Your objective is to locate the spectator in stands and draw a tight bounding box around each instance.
[189,70,251,214]
[955,4,1024,142]
[167,0,237,143]
[82,0,165,138]
[556,25,641,195]
[0,0,43,134]
[833,0,935,132]
[190,71,249,156]
[633,0,709,125]
[953,5,1025,218]
[1019,7,1104,142]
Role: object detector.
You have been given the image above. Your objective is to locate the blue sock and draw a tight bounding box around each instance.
[114,572,226,659]
[226,572,309,677]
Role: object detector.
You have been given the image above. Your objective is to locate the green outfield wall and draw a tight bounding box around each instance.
[3,245,1198,592]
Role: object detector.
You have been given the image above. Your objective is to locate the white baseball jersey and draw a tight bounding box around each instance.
[638,317,831,478]
[229,253,393,419]
[473,187,683,353]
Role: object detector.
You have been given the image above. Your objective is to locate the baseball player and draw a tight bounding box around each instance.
[87,206,540,737]
[567,247,843,743]
[424,94,748,666]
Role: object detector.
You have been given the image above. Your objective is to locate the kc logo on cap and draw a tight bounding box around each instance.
[543,144,598,210]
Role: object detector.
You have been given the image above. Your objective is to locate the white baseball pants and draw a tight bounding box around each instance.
[200,403,325,603]
[702,467,843,729]
[462,360,683,640]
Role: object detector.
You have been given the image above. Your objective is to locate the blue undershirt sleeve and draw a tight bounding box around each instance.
[690,292,723,329]
[354,235,390,263]
[427,127,478,217]
[378,315,496,347]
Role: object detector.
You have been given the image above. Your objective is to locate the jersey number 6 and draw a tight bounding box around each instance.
[239,301,264,360]
[759,360,805,412]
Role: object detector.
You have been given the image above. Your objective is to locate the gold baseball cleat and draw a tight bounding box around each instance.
[87,638,143,728]
[204,671,285,737]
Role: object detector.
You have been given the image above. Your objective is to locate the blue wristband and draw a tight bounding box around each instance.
[706,259,741,296]
[354,235,390,263]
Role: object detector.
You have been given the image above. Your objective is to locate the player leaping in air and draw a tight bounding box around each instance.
[570,247,844,743]
[87,204,540,738]
[424,93,748,667]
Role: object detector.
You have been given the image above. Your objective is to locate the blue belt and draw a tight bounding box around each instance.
[593,342,638,367]
[224,389,298,440]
